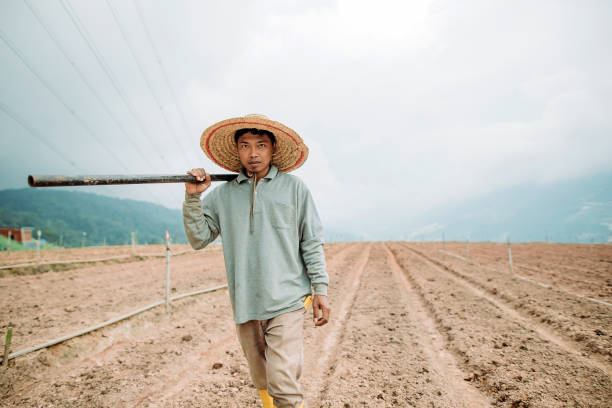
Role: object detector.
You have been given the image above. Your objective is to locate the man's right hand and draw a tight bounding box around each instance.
[185,168,211,194]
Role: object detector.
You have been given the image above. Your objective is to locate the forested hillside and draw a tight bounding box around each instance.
[0,189,187,247]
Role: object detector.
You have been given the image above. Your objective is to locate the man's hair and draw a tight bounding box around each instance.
[234,128,276,145]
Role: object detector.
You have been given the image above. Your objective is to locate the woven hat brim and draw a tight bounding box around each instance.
[201,117,308,173]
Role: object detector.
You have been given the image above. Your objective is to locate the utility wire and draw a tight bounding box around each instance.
[23,0,171,173]
[106,0,195,166]
[132,0,201,165]
[59,0,192,168]
[0,100,81,171]
[0,29,167,204]
[0,28,130,172]
[4,5,167,204]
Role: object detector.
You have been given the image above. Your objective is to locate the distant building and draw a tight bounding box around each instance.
[0,227,33,243]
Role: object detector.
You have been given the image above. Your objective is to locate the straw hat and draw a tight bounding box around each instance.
[200,114,309,173]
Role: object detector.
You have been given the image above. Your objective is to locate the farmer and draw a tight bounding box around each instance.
[183,114,330,408]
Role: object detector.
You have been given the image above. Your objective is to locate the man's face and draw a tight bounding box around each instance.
[236,132,276,178]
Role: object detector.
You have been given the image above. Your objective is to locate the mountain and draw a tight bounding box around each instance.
[396,172,612,243]
[2,172,611,246]
[0,188,186,247]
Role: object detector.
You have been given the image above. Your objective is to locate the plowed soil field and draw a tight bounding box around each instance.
[1,242,610,407]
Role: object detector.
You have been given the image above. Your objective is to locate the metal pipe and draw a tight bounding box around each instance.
[0,250,196,271]
[0,284,228,364]
[0,254,131,271]
[28,173,237,187]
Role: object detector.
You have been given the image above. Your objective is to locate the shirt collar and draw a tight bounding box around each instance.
[235,165,279,183]
[264,165,279,180]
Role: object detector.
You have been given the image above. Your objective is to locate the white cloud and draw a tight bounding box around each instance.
[1,0,611,239]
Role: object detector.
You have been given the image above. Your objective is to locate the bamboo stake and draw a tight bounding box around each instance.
[507,239,513,274]
[36,230,41,263]
[3,325,12,366]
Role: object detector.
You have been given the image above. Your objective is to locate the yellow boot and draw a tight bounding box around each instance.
[258,390,305,408]
[258,389,276,408]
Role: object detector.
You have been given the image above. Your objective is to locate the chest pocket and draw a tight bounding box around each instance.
[268,201,296,229]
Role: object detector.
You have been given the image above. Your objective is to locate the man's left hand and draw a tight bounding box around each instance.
[312,295,330,327]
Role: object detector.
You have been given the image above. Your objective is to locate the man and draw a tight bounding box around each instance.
[183,114,330,408]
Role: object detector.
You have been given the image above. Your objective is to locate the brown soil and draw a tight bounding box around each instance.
[0,242,610,407]
[0,244,197,269]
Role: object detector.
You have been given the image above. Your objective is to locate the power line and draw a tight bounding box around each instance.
[0,27,130,172]
[133,0,201,165]
[106,0,196,166]
[0,29,167,204]
[2,8,166,204]
[0,100,81,171]
[59,0,192,167]
[23,0,171,173]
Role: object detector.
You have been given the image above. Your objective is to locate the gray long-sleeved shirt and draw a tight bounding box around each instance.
[183,165,328,324]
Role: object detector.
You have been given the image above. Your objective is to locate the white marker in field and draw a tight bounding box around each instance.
[36,230,41,262]
[7,231,11,253]
[165,230,171,312]
[507,239,513,274]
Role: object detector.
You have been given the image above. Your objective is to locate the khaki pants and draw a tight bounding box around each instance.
[236,307,305,408]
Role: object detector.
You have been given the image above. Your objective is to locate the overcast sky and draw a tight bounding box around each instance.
[1,0,611,237]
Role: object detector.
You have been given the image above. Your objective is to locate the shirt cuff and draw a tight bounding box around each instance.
[312,283,328,296]
[184,192,202,202]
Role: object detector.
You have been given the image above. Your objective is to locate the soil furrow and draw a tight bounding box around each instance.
[2,242,610,407]
[145,242,371,407]
[316,243,489,407]
[414,245,612,366]
[383,243,491,407]
[1,243,358,407]
[464,243,612,287]
[474,250,610,300]
[389,243,612,407]
[442,248,612,307]
[405,244,611,376]
[304,243,373,406]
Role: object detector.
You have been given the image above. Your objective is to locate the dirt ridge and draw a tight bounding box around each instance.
[391,243,611,407]
[406,244,612,371]
[305,243,373,405]
[384,243,491,407]
[2,242,610,407]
